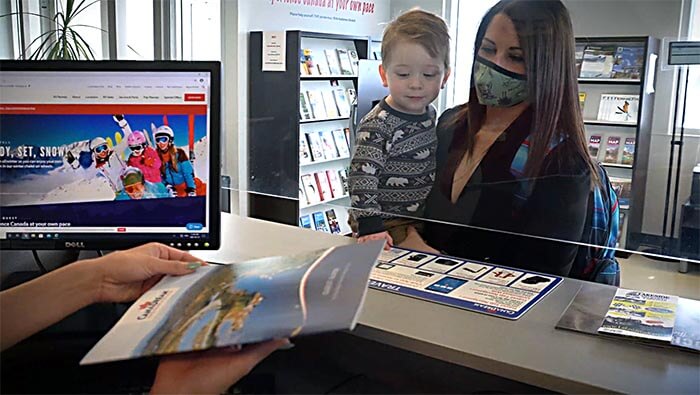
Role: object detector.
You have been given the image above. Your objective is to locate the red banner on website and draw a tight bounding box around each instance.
[0,104,208,115]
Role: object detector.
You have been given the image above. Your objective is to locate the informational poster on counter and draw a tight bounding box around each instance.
[369,247,562,320]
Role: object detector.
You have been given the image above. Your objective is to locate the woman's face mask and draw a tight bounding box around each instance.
[473,56,528,107]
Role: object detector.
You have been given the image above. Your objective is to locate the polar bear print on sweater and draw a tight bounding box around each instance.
[386,177,409,187]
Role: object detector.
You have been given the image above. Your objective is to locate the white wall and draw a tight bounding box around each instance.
[390,0,443,17]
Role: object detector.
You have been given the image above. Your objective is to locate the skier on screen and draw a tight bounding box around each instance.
[152,124,198,197]
[115,167,169,200]
[89,136,128,193]
[126,131,162,183]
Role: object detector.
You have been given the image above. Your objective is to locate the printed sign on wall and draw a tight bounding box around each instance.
[262,31,286,71]
[241,0,389,39]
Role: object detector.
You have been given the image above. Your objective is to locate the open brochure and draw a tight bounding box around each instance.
[81,241,384,365]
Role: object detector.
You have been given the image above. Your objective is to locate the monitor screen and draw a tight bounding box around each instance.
[0,61,220,250]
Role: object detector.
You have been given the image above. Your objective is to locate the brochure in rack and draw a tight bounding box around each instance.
[81,241,384,365]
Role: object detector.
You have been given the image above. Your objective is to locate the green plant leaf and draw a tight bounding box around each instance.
[71,23,108,33]
[44,41,61,60]
[72,0,102,20]
[24,29,57,57]
[126,44,143,59]
[64,34,80,60]
[0,11,54,22]
[28,29,62,60]
[71,28,96,60]
[4,0,103,60]
[64,0,76,19]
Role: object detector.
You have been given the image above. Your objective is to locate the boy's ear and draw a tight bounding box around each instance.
[378,64,389,88]
[441,67,452,89]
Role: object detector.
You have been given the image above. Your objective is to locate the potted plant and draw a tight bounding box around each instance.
[2,0,103,60]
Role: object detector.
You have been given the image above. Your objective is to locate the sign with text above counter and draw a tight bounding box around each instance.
[370,247,562,320]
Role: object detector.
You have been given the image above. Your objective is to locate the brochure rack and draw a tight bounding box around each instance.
[248,31,369,235]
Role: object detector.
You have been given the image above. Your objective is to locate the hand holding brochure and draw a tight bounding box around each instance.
[81,241,384,364]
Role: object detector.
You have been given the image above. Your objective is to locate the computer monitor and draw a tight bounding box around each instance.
[0,61,221,250]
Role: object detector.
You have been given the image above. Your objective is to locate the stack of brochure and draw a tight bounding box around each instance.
[556,286,699,352]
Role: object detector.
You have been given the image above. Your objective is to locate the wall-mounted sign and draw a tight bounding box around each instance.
[262,31,286,72]
[240,0,388,39]
[668,41,700,65]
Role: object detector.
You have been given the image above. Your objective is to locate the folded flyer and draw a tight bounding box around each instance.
[597,288,678,342]
[81,241,384,365]
[670,297,700,351]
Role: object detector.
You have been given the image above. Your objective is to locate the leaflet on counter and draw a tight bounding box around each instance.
[557,283,699,352]
[369,247,562,320]
[598,288,677,341]
[81,241,384,365]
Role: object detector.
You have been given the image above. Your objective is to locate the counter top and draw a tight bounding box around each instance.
[195,213,700,394]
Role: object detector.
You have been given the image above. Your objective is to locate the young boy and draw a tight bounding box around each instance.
[349,9,451,249]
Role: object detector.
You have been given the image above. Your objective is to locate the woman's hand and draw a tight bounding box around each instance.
[151,339,289,395]
[88,242,205,304]
[1,243,205,351]
[358,231,393,251]
[397,226,441,254]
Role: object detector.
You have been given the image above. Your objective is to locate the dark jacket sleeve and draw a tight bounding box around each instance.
[511,148,591,276]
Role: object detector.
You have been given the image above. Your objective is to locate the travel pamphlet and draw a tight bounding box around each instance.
[621,137,636,165]
[369,247,562,320]
[556,283,699,352]
[597,94,639,124]
[580,46,616,78]
[604,136,621,163]
[611,45,645,80]
[671,298,700,351]
[598,288,678,342]
[81,241,384,364]
[587,134,602,159]
[609,176,631,209]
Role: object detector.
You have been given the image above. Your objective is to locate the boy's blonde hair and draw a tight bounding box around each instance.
[381,8,451,69]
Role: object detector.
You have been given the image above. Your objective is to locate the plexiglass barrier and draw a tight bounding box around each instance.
[221,181,699,299]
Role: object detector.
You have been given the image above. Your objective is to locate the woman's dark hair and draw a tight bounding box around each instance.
[444,0,596,190]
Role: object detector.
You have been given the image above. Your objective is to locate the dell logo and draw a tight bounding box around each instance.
[65,241,86,248]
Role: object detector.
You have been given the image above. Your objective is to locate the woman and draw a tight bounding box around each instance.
[1,243,287,394]
[403,0,596,277]
[127,130,163,184]
[152,124,199,197]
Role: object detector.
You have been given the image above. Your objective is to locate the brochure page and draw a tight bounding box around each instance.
[558,283,699,353]
[82,241,384,364]
[670,298,700,351]
[369,247,562,320]
[597,288,678,342]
